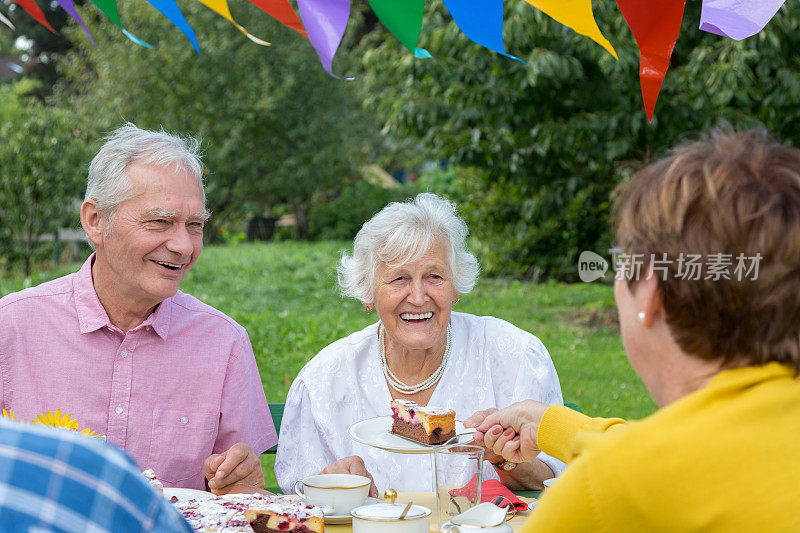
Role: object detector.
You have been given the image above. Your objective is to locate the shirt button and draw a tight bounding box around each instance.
[121,350,128,358]
[115,406,123,415]
[146,326,151,331]
[180,416,188,424]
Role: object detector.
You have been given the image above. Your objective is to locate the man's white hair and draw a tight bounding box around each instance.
[85,123,205,217]
[337,193,480,303]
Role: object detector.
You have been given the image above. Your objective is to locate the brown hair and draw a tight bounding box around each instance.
[613,129,800,371]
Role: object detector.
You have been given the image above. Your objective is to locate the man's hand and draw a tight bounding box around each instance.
[204,442,263,495]
[467,400,550,464]
[321,456,379,498]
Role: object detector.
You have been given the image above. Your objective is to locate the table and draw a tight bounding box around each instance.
[325,492,535,533]
[230,485,535,532]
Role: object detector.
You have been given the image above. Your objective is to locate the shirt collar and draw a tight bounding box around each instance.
[73,253,172,339]
[140,297,172,340]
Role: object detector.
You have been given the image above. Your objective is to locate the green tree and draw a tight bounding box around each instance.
[360,1,800,280]
[0,80,91,274]
[54,0,378,239]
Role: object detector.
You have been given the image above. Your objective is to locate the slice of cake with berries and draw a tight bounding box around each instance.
[245,496,325,533]
[390,399,456,445]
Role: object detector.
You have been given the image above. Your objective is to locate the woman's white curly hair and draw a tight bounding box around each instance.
[337,193,479,304]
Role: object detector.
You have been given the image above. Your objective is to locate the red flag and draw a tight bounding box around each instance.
[245,0,307,38]
[13,0,58,33]
[615,0,686,122]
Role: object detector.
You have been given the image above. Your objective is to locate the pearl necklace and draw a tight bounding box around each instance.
[378,322,452,394]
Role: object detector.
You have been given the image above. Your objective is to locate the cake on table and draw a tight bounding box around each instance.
[172,492,324,533]
[390,399,456,445]
[142,468,164,493]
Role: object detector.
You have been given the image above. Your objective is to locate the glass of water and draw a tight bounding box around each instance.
[434,444,484,526]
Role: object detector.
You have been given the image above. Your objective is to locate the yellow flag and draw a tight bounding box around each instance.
[194,0,271,45]
[525,0,617,59]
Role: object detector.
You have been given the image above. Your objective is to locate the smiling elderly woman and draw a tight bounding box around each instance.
[274,193,565,494]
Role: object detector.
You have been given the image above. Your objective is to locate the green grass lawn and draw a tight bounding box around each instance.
[0,241,656,488]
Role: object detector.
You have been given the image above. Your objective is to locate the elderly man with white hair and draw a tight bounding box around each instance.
[0,124,275,493]
[275,193,565,495]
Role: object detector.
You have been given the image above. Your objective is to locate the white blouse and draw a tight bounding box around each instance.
[274,312,565,494]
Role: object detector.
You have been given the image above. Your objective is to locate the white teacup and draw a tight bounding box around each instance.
[293,474,370,515]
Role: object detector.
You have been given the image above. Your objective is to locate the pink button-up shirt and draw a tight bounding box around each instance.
[0,255,276,489]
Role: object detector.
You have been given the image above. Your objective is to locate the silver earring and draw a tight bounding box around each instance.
[637,312,646,322]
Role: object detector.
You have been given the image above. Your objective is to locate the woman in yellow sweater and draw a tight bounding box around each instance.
[466,130,800,532]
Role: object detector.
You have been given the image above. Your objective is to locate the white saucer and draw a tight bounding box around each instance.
[323,497,382,524]
[347,416,470,454]
[163,487,215,501]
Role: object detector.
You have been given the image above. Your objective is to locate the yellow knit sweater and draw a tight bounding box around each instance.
[522,362,800,532]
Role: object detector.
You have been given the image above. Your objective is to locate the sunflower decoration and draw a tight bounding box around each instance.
[2,409,16,421]
[78,427,103,439]
[30,409,105,439]
[32,409,79,430]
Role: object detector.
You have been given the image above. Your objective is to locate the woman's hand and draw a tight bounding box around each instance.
[463,408,506,464]
[465,400,550,464]
[321,456,379,498]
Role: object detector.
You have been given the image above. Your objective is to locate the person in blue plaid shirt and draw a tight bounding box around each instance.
[0,417,192,532]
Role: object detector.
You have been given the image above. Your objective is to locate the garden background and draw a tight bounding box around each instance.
[1,0,798,486]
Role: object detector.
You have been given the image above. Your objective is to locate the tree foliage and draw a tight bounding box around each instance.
[54,0,379,239]
[360,1,800,280]
[0,80,92,275]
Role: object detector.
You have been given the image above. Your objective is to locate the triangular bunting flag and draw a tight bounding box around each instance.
[194,0,270,45]
[297,0,350,77]
[0,10,15,29]
[699,0,786,41]
[524,0,617,58]
[141,0,201,54]
[367,0,429,58]
[55,0,95,45]
[616,0,686,121]
[12,0,57,33]
[246,0,307,38]
[442,0,521,62]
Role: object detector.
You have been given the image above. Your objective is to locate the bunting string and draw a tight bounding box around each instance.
[4,0,790,118]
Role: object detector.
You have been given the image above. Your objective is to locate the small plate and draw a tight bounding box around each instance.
[163,487,215,502]
[324,497,382,524]
[347,416,470,454]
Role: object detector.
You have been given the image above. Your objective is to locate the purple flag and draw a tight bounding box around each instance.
[699,0,786,41]
[442,0,521,62]
[55,0,95,45]
[297,0,350,77]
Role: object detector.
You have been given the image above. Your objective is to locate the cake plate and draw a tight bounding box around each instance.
[347,416,470,454]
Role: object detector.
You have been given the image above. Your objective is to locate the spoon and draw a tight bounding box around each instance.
[398,500,414,520]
